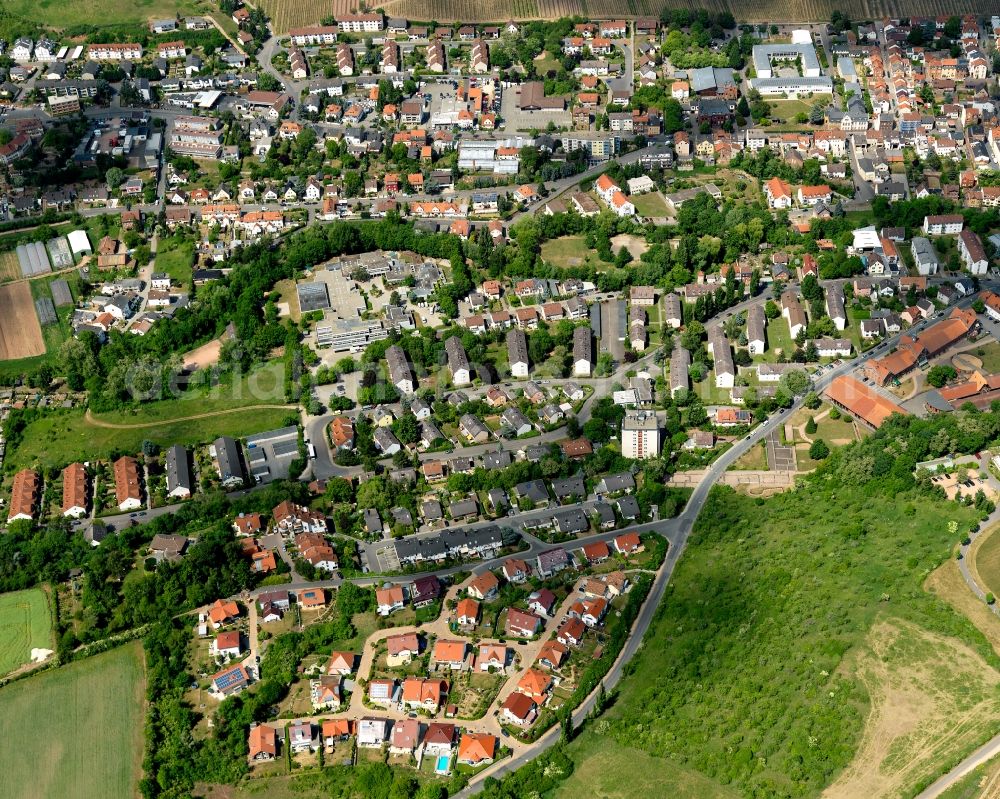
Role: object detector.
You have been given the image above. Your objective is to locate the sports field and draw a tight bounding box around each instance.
[0,588,52,677]
[0,283,44,360]
[0,642,145,799]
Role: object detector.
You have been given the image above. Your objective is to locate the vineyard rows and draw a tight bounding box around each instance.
[266,0,998,29]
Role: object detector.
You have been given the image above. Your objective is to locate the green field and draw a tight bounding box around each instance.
[0,0,200,31]
[154,235,196,286]
[630,191,669,218]
[540,235,603,270]
[89,365,287,425]
[759,316,795,361]
[765,96,832,125]
[0,642,145,799]
[553,736,739,799]
[0,589,52,677]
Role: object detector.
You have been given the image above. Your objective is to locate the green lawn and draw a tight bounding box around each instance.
[0,588,52,677]
[0,642,145,799]
[154,235,196,285]
[974,341,1000,373]
[759,315,795,361]
[540,235,603,270]
[631,191,669,218]
[766,95,832,124]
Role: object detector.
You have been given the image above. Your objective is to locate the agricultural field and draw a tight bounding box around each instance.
[0,588,52,677]
[0,642,145,799]
[0,251,20,282]
[281,0,995,26]
[259,0,354,33]
[0,282,44,360]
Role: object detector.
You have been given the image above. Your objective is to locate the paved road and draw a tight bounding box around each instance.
[914,730,1000,798]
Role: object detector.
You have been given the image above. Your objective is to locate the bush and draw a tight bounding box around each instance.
[829,407,841,420]
[988,593,996,605]
[809,439,830,460]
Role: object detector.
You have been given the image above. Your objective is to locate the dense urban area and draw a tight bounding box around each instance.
[0,5,999,799]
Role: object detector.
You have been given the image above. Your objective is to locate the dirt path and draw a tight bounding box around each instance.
[83,404,295,430]
[794,407,832,444]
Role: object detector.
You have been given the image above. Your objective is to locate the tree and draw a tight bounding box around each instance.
[764,300,780,319]
[779,369,811,397]
[804,391,821,410]
[105,167,125,189]
[926,364,957,388]
[809,439,830,459]
[805,416,817,435]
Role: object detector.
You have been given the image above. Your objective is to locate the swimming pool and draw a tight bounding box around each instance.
[435,755,450,774]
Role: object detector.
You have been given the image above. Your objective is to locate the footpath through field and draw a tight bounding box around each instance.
[83,405,296,430]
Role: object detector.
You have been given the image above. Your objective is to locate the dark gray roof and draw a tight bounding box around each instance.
[550,475,585,500]
[616,495,640,519]
[515,479,548,504]
[391,506,413,526]
[594,502,616,526]
[552,508,588,534]
[165,444,193,495]
[213,436,246,486]
[596,473,634,494]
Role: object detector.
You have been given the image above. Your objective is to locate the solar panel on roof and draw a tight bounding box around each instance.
[214,668,246,690]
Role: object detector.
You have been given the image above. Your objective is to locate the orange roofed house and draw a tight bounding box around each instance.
[824,375,908,429]
[248,724,278,761]
[457,732,496,766]
[432,639,468,670]
[863,307,977,386]
[113,456,143,512]
[62,463,88,518]
[208,598,240,629]
[8,468,40,522]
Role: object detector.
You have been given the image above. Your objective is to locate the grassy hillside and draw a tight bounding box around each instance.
[541,438,1000,799]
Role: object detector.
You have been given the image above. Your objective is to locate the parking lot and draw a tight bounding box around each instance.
[370,543,401,573]
[499,86,571,132]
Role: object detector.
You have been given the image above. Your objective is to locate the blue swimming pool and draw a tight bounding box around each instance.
[435,755,450,774]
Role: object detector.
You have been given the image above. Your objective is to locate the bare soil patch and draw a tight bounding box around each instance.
[0,283,44,359]
[823,617,1000,799]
